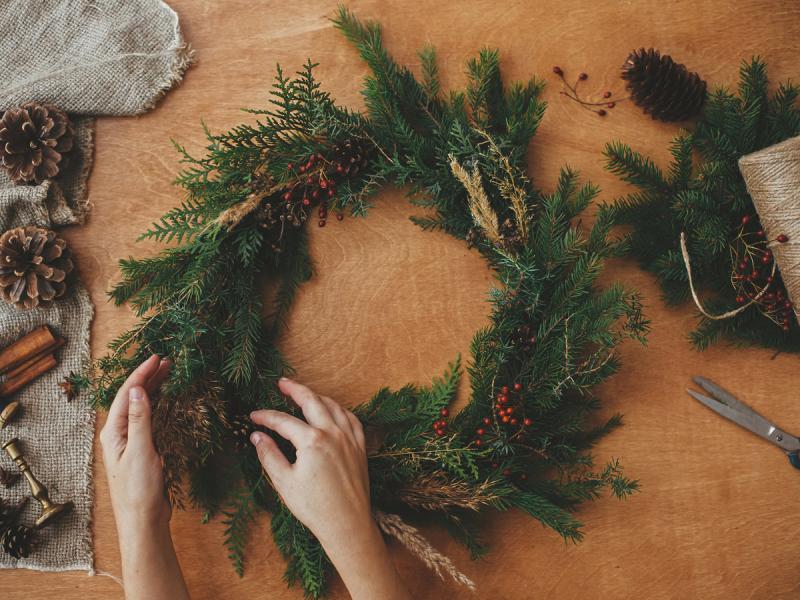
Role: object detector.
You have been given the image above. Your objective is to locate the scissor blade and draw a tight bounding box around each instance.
[687,388,800,453]
[693,376,752,413]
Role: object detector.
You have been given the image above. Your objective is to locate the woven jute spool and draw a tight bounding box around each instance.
[739,135,800,325]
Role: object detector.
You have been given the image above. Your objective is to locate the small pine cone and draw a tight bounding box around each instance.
[0,226,74,309]
[1,523,35,559]
[330,137,373,178]
[621,48,707,122]
[0,103,74,185]
[229,414,256,451]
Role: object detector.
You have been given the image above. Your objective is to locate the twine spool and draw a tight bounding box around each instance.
[738,135,800,325]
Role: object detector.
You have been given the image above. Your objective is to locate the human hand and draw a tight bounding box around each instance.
[250,378,409,600]
[100,354,172,533]
[100,355,189,600]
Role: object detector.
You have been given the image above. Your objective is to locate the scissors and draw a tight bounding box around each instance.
[687,376,800,469]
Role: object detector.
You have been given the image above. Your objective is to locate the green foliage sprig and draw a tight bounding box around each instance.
[605,58,800,351]
[84,9,647,597]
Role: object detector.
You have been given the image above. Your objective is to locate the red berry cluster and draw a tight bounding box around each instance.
[552,66,623,117]
[731,214,793,330]
[431,407,450,437]
[472,383,534,447]
[284,152,345,228]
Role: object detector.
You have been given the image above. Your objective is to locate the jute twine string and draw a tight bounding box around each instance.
[739,135,800,325]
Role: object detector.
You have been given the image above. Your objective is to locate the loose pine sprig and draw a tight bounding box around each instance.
[86,9,647,597]
[605,58,800,352]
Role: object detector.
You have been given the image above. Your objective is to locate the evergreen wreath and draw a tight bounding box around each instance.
[605,59,800,352]
[77,9,647,597]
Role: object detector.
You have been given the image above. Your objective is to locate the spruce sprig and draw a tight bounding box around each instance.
[605,58,800,351]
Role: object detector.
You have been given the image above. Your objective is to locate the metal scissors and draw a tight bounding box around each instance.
[687,376,800,469]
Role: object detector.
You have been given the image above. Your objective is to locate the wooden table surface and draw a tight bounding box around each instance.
[3,1,800,598]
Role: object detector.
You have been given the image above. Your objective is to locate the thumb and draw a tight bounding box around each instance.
[127,386,154,450]
[251,432,290,484]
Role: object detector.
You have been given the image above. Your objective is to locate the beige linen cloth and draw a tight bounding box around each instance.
[0,0,190,573]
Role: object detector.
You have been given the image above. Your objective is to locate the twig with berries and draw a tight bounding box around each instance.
[552,66,627,117]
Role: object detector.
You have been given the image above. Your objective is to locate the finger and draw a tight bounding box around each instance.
[318,395,354,438]
[104,355,160,443]
[346,411,366,451]
[251,432,291,483]
[278,378,334,429]
[251,409,312,447]
[145,359,171,396]
[126,386,155,452]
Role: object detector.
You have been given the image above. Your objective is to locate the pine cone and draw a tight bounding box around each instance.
[329,137,373,178]
[0,226,74,309]
[621,48,707,122]
[228,414,297,462]
[1,522,35,559]
[0,102,74,185]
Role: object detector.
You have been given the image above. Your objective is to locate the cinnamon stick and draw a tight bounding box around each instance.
[3,338,65,380]
[0,326,59,375]
[0,354,57,398]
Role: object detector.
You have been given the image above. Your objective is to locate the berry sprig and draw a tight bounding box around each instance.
[731,214,794,330]
[552,66,627,117]
[432,407,450,437]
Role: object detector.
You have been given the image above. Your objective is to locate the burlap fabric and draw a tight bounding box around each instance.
[0,0,190,572]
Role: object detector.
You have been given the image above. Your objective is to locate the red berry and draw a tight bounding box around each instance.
[491,462,499,469]
[510,418,518,425]
[761,255,771,264]
[475,439,483,446]
[513,383,522,392]
[436,429,445,437]
[501,416,510,424]
[476,428,485,436]
[506,407,514,415]
[440,408,449,417]
[312,190,320,199]
[498,395,508,404]
[523,418,533,426]
[318,220,326,227]
[607,102,615,108]
[579,72,588,80]
[741,215,751,225]
[337,165,344,173]
[336,212,344,221]
[319,180,327,189]
[520,473,528,481]
[777,234,789,243]
[299,165,306,174]
[302,197,310,206]
[597,109,607,116]
[502,468,511,477]
[736,296,745,304]
[552,66,563,75]
[328,189,335,198]
[283,192,292,202]
[483,417,491,425]
[501,385,509,394]
[603,91,612,98]
[757,229,765,237]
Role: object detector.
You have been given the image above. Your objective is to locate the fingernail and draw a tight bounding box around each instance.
[129,387,144,402]
[279,376,291,382]
[250,432,262,445]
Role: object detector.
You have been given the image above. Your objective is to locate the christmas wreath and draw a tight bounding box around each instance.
[605,59,800,352]
[78,9,647,597]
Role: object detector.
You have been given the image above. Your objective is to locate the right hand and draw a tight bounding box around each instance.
[249,377,370,547]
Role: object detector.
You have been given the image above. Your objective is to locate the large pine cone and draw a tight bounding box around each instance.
[0,226,74,310]
[621,48,707,122]
[0,102,74,185]
[1,522,35,559]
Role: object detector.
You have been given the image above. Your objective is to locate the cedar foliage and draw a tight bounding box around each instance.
[605,58,800,351]
[83,8,647,597]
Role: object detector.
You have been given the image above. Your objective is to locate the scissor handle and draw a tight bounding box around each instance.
[788,452,800,470]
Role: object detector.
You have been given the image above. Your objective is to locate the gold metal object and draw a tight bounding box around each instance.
[2,438,72,528]
[0,401,19,428]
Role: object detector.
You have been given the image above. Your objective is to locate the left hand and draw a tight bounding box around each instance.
[100,354,172,533]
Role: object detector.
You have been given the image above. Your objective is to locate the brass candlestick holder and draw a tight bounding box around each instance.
[0,400,20,428]
[2,438,72,528]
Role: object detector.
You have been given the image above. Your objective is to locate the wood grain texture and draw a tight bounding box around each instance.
[3,1,800,598]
